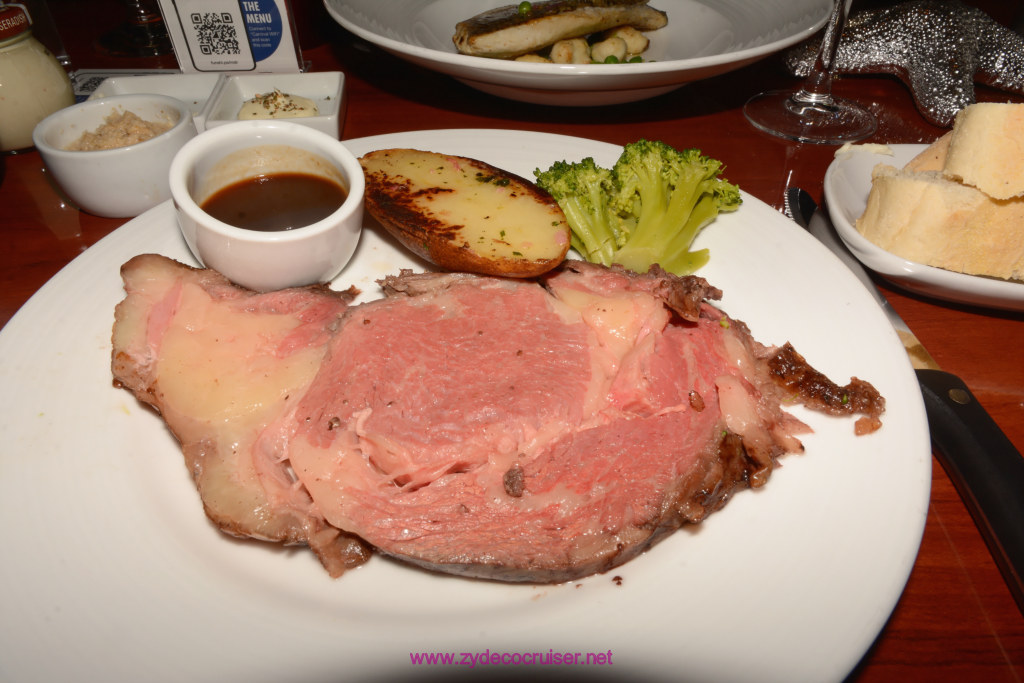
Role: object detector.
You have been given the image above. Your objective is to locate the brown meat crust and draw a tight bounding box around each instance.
[766,342,886,421]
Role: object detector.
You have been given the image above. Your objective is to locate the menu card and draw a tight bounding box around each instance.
[157,0,303,73]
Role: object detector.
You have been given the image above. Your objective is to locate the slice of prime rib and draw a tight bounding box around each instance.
[112,254,884,582]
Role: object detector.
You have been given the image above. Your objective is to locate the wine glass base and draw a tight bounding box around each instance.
[743,90,877,145]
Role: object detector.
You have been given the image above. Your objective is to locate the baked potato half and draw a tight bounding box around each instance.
[359,148,570,277]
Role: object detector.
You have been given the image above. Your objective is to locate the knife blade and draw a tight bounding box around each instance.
[786,187,1024,615]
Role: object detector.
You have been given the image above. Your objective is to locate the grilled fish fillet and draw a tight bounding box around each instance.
[454,0,668,59]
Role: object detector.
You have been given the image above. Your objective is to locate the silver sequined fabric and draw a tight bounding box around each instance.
[785,0,1024,127]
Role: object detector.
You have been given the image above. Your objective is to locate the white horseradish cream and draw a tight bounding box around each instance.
[237,89,318,119]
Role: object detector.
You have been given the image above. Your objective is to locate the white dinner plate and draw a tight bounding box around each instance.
[0,130,929,683]
[324,0,833,105]
[824,143,1024,312]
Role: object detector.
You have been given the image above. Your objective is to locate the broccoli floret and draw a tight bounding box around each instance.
[660,176,742,273]
[610,140,741,274]
[534,140,741,275]
[533,157,621,265]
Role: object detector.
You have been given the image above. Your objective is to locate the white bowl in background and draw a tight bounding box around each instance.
[823,143,1024,312]
[325,0,832,106]
[202,72,345,138]
[169,120,364,292]
[32,94,197,218]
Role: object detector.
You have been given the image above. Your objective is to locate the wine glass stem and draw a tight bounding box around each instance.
[795,0,850,104]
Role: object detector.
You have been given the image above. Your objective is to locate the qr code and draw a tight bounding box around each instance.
[189,12,242,56]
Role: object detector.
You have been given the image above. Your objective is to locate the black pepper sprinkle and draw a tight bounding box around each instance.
[248,89,313,116]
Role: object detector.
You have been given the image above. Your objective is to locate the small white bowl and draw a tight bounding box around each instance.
[202,72,345,138]
[32,94,197,218]
[169,120,365,292]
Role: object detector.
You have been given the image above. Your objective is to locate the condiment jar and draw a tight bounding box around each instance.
[0,4,74,153]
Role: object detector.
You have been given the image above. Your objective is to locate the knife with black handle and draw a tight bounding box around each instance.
[787,188,1024,615]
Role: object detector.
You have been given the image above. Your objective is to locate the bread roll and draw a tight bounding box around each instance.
[904,132,951,172]
[856,164,1024,281]
[942,102,1024,200]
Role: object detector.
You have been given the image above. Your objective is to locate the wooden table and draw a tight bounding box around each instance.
[3,1,1022,680]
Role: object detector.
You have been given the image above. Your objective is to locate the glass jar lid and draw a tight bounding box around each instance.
[0,5,32,46]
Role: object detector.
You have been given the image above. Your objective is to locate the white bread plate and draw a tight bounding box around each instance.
[824,143,1024,312]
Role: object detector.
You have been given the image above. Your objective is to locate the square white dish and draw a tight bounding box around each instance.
[202,72,345,138]
[823,143,1024,312]
[85,72,221,131]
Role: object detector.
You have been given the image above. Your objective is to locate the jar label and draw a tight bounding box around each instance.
[0,4,31,42]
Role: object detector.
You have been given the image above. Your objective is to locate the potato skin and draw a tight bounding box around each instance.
[359,148,570,277]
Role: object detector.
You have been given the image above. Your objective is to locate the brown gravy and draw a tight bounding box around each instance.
[201,173,348,231]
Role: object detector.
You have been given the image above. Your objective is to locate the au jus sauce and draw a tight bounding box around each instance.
[201,172,348,231]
